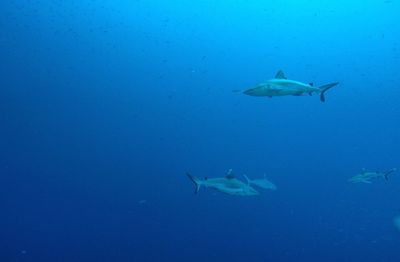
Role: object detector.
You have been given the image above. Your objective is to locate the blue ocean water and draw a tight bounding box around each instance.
[1,0,400,261]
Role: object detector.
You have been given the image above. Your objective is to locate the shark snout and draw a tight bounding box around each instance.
[243,88,256,96]
[243,89,250,94]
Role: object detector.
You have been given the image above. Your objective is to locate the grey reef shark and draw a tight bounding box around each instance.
[348,168,397,184]
[186,169,259,196]
[243,70,339,102]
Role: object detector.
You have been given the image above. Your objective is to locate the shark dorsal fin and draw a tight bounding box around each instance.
[226,169,235,179]
[243,174,250,185]
[275,70,287,79]
[226,174,235,179]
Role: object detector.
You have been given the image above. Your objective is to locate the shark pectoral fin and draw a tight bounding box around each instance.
[275,70,287,79]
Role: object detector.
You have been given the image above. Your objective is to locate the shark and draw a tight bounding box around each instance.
[243,174,277,191]
[243,70,339,102]
[348,168,397,184]
[186,169,259,196]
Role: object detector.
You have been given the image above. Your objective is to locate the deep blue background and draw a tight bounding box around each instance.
[1,0,400,261]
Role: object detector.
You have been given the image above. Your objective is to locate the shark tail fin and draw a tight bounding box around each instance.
[186,173,201,194]
[383,168,397,181]
[318,82,339,102]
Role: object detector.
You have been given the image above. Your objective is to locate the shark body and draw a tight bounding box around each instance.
[243,70,339,102]
[186,169,259,196]
[348,168,397,184]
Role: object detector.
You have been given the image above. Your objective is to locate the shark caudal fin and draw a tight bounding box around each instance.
[383,168,397,181]
[319,82,339,102]
[186,173,202,194]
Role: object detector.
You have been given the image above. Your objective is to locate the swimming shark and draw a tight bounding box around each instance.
[348,168,397,184]
[186,169,259,196]
[243,70,339,102]
[243,174,277,190]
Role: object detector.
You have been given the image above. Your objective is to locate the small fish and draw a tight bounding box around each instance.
[243,70,339,102]
[186,169,259,196]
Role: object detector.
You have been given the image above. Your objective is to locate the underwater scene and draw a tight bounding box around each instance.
[1,0,400,261]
